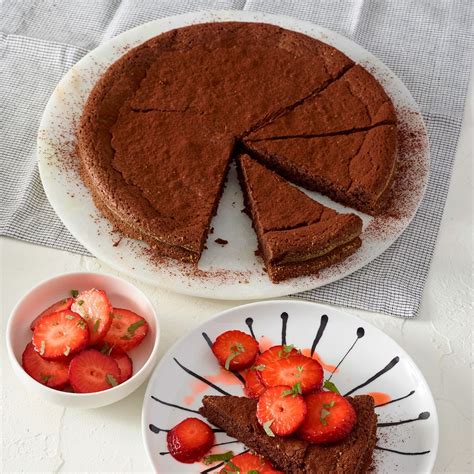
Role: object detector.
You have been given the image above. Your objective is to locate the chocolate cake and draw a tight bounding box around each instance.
[199,394,378,473]
[77,21,396,272]
[237,154,363,282]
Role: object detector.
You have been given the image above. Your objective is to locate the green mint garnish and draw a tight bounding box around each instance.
[248,471,261,474]
[77,318,87,329]
[203,451,234,465]
[320,407,331,426]
[40,340,45,356]
[111,312,121,320]
[93,318,100,333]
[323,380,340,394]
[70,289,79,298]
[100,342,114,356]
[224,343,245,370]
[278,344,295,358]
[125,319,145,338]
[222,460,240,473]
[282,382,302,397]
[65,314,74,320]
[63,345,71,357]
[295,365,304,378]
[106,374,118,387]
[77,300,84,306]
[40,373,51,384]
[263,419,275,437]
[323,400,336,409]
[252,364,265,371]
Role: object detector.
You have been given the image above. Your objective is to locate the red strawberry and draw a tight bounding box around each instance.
[298,391,357,444]
[259,354,323,394]
[167,417,214,463]
[255,344,299,368]
[30,297,74,331]
[212,330,258,371]
[219,452,283,473]
[70,289,112,346]
[102,308,149,352]
[110,347,133,383]
[32,310,89,360]
[256,385,307,437]
[244,366,266,398]
[68,349,121,393]
[21,342,69,388]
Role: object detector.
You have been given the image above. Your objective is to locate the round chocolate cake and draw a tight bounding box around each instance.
[78,22,397,280]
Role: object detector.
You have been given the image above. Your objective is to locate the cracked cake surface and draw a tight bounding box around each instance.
[77,21,396,268]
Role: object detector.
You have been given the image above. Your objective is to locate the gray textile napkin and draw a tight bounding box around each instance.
[1,0,472,317]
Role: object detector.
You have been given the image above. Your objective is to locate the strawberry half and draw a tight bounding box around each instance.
[257,385,307,437]
[30,297,74,331]
[102,308,149,352]
[70,289,112,346]
[167,417,214,463]
[68,349,121,393]
[32,310,89,360]
[110,347,133,383]
[255,344,299,368]
[243,366,266,398]
[212,330,258,371]
[259,353,323,394]
[219,452,283,474]
[22,342,69,388]
[298,391,357,444]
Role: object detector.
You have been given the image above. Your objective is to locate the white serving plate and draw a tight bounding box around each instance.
[37,10,429,299]
[142,300,438,472]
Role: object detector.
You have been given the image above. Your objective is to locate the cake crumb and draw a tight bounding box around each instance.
[215,238,228,246]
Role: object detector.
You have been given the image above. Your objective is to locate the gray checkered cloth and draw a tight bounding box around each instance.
[1,1,472,317]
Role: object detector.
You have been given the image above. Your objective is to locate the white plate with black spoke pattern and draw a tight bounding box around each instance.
[142,300,438,473]
[38,10,429,300]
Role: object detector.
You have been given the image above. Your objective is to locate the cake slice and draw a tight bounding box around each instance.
[236,154,363,282]
[244,125,397,215]
[199,394,377,473]
[246,65,396,140]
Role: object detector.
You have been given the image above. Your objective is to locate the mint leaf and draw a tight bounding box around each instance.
[252,364,265,371]
[248,471,261,474]
[281,382,302,397]
[77,318,87,329]
[323,400,336,409]
[70,289,79,298]
[320,407,331,426]
[100,342,114,356]
[65,314,74,320]
[40,373,51,384]
[77,300,84,306]
[93,318,100,333]
[222,460,240,473]
[323,380,340,394]
[278,344,295,358]
[106,374,118,387]
[126,319,145,336]
[263,419,275,437]
[203,451,234,465]
[224,343,245,370]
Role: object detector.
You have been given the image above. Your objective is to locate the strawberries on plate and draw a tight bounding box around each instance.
[298,391,357,444]
[32,310,89,360]
[255,344,299,368]
[258,353,323,394]
[22,342,70,388]
[219,452,283,474]
[71,289,112,346]
[243,366,266,398]
[257,385,307,437]
[212,330,258,371]
[167,418,214,463]
[102,308,149,352]
[68,349,121,393]
[30,297,74,331]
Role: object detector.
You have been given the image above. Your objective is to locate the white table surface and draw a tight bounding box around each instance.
[2,74,472,474]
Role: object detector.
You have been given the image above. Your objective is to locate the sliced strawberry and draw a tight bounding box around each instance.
[110,347,133,383]
[32,310,89,360]
[298,391,357,444]
[102,308,149,352]
[70,289,112,346]
[30,297,74,331]
[256,385,307,437]
[22,342,69,388]
[68,349,121,393]
[259,354,323,394]
[255,344,299,368]
[167,417,214,463]
[219,452,283,474]
[212,330,258,371]
[244,366,266,398]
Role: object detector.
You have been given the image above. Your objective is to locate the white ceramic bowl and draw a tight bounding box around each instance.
[6,272,160,408]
